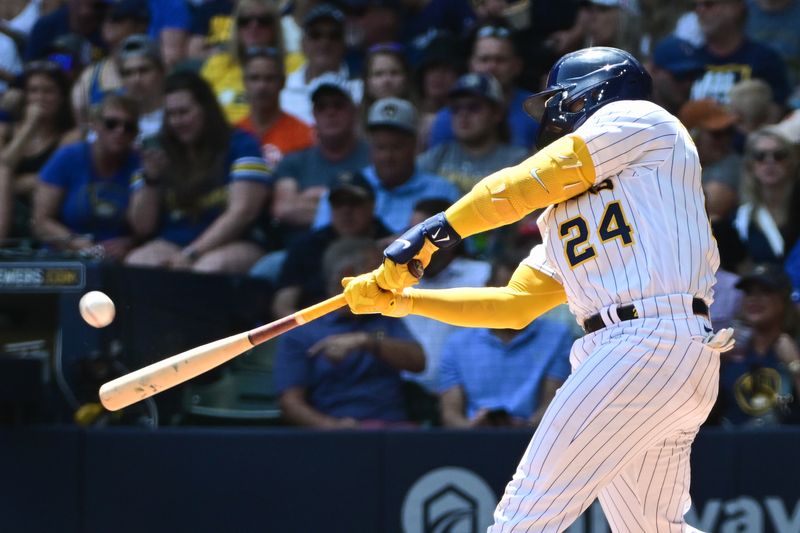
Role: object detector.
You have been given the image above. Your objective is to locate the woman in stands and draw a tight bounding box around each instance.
[31,93,139,260]
[125,71,270,273]
[0,61,80,242]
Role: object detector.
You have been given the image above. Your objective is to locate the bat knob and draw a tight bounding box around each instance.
[409,259,424,279]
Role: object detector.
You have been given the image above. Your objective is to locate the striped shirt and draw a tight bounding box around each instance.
[524,100,719,324]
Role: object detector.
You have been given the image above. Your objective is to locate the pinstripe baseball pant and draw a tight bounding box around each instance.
[490,298,718,533]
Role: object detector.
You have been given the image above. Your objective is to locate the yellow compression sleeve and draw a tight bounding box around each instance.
[406,263,567,329]
[445,134,597,238]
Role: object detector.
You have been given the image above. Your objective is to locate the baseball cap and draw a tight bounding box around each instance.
[303,4,345,27]
[735,264,792,294]
[108,0,150,22]
[679,99,736,131]
[329,171,375,204]
[118,34,161,66]
[367,97,417,134]
[310,72,353,102]
[449,73,504,105]
[652,36,703,79]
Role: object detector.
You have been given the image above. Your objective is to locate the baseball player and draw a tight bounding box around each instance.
[342,47,735,532]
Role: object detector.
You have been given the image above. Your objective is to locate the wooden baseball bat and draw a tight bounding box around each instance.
[99,260,424,411]
[98,293,346,411]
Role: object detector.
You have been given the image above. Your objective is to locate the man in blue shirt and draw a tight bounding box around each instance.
[275,238,424,428]
[438,258,574,428]
[314,97,460,233]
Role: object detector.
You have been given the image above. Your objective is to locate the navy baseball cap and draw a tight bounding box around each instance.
[449,73,504,105]
[735,264,792,294]
[652,36,704,79]
[303,4,345,27]
[329,171,375,204]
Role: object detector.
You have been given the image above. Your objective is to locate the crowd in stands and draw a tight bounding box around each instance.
[2,0,800,429]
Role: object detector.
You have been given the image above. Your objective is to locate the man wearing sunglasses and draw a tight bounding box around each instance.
[343,46,735,532]
[280,4,363,125]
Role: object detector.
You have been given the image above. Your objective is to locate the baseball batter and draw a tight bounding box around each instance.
[342,47,734,532]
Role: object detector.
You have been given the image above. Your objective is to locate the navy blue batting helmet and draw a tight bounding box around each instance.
[525,47,652,148]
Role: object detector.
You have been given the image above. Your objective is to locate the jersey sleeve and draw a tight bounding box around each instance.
[228,129,271,184]
[575,101,681,184]
[522,243,563,285]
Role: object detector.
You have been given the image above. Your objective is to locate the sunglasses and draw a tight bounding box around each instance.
[307,29,344,41]
[752,149,789,163]
[237,14,274,27]
[476,25,511,39]
[103,117,138,134]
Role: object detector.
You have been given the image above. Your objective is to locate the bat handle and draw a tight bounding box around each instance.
[296,293,347,324]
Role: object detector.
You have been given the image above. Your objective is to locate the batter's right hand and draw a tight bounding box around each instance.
[341,272,412,317]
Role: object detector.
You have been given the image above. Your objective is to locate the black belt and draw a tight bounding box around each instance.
[583,298,709,334]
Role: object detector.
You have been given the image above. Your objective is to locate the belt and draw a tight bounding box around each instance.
[583,298,709,334]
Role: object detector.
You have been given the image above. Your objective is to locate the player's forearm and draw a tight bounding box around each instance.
[444,134,596,238]
[405,266,567,330]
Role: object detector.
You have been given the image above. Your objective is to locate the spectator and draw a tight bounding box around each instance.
[71,0,150,135]
[30,93,139,260]
[267,171,393,318]
[438,255,573,428]
[280,4,363,125]
[24,0,106,61]
[360,42,414,130]
[744,0,800,91]
[200,0,284,124]
[582,0,642,54]
[0,61,80,242]
[418,72,527,194]
[400,198,491,409]
[143,0,191,69]
[728,78,781,136]
[269,74,370,245]
[237,46,314,173]
[314,97,460,233]
[646,35,705,116]
[275,237,424,429]
[413,32,464,152]
[717,264,800,426]
[690,0,790,105]
[680,98,742,222]
[428,23,538,150]
[186,0,234,60]
[125,71,270,273]
[732,127,800,264]
[348,0,404,71]
[118,34,165,141]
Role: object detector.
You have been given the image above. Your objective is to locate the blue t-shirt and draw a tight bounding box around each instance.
[40,142,139,241]
[275,311,415,421]
[24,5,106,61]
[429,88,540,150]
[745,0,800,88]
[131,128,269,246]
[691,38,791,105]
[313,165,460,233]
[438,319,573,420]
[719,344,794,426]
[148,0,191,36]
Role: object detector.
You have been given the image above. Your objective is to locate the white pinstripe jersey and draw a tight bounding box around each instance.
[524,100,719,324]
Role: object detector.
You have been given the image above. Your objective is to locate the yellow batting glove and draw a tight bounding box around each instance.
[341,273,413,317]
[374,240,437,291]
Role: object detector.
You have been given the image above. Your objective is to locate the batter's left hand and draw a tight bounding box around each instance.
[341,272,413,317]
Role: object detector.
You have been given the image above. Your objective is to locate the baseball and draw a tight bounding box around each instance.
[79,291,115,328]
